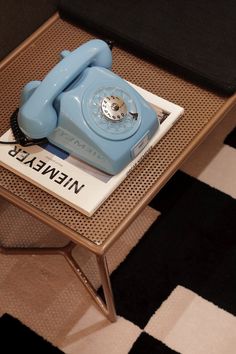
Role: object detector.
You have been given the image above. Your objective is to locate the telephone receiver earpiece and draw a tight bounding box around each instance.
[18,39,112,139]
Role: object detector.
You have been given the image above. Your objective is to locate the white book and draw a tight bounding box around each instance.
[0,83,184,216]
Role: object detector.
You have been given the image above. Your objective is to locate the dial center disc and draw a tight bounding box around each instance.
[101,96,127,121]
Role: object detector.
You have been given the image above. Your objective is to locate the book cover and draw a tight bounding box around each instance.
[0,83,184,216]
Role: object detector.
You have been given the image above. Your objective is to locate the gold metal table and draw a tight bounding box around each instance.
[1,14,235,322]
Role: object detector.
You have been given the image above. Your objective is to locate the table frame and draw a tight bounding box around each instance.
[1,13,236,322]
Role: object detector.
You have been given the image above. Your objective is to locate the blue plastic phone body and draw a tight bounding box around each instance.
[18,39,159,175]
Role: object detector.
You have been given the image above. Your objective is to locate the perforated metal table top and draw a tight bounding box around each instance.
[1,15,235,254]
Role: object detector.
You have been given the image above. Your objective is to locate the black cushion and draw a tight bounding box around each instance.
[0,0,58,60]
[59,0,236,95]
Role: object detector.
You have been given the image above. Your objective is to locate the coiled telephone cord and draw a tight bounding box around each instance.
[0,109,48,146]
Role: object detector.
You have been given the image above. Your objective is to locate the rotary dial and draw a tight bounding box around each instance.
[101,96,127,121]
[83,87,141,140]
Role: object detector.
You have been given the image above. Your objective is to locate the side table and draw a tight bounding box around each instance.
[1,13,235,322]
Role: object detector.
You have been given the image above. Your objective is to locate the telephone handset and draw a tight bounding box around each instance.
[18,39,159,175]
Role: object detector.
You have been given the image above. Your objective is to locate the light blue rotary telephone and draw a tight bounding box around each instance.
[17,39,159,175]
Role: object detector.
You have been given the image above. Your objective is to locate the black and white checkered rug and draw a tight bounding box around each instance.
[94,118,236,354]
[109,170,236,353]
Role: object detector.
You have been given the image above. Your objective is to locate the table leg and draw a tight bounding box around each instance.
[65,248,117,322]
[0,242,117,322]
[96,254,117,322]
